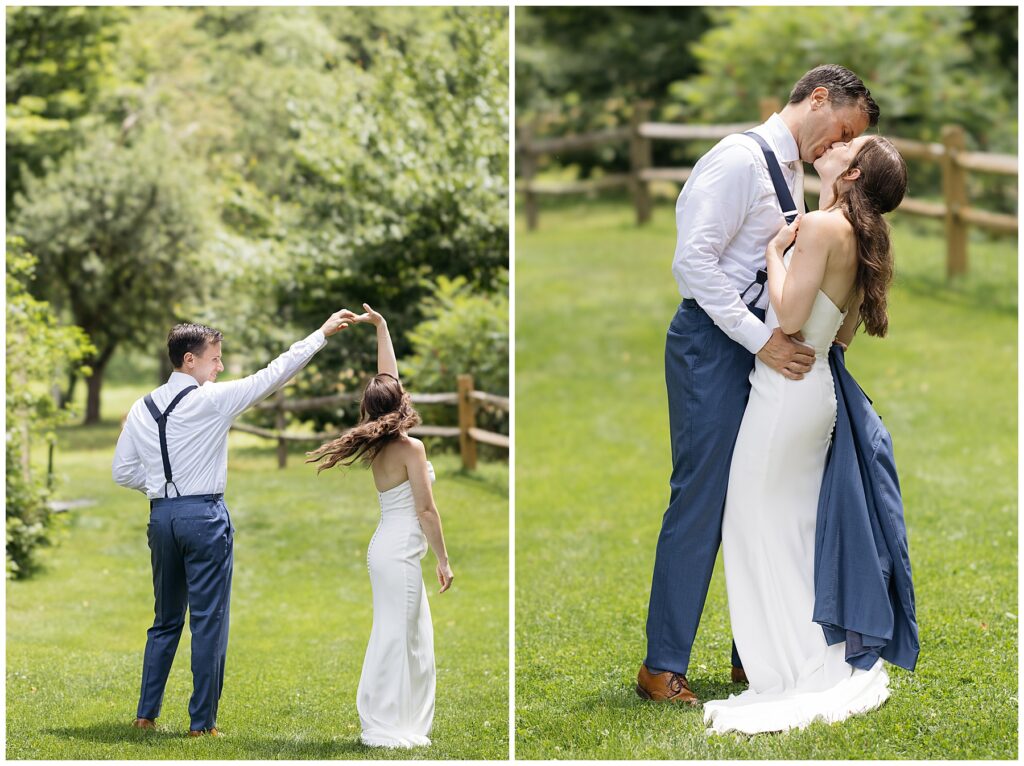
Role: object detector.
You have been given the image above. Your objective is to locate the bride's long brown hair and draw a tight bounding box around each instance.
[306,373,421,472]
[828,136,908,337]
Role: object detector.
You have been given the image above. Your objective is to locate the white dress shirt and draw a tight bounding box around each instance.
[672,113,805,354]
[112,329,327,499]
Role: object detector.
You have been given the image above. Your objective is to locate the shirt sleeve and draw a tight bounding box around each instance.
[672,143,773,354]
[204,329,328,421]
[112,418,147,493]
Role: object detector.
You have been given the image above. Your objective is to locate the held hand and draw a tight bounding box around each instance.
[321,309,360,337]
[770,214,802,253]
[436,560,454,594]
[360,303,385,327]
[757,327,815,380]
[341,302,385,327]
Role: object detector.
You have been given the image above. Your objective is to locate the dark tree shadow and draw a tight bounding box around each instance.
[569,678,749,714]
[43,723,438,759]
[44,723,182,746]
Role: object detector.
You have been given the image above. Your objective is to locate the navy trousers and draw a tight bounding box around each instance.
[137,494,234,731]
[644,299,764,675]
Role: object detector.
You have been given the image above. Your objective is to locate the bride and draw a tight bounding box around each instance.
[703,135,908,735]
[307,304,455,748]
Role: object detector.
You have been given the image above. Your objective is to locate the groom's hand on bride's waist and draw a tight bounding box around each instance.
[757,328,815,380]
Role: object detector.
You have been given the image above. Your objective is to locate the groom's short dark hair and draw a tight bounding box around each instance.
[167,323,224,368]
[789,64,880,127]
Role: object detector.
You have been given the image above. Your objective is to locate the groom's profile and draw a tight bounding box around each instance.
[113,309,354,735]
[638,64,879,703]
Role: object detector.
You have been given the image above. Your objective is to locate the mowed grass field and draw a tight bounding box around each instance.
[7,382,509,759]
[515,199,1017,759]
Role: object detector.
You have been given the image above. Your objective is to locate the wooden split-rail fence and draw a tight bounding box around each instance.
[230,374,509,471]
[517,99,1018,278]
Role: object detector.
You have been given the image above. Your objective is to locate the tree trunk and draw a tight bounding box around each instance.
[62,370,78,410]
[83,343,116,425]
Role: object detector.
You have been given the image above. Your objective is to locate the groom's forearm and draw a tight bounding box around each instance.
[207,329,328,420]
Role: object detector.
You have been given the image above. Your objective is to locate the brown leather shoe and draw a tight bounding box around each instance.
[188,727,222,737]
[731,666,748,684]
[132,718,156,730]
[636,664,699,704]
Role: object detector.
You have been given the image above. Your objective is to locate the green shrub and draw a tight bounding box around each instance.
[405,274,509,448]
[6,438,53,580]
[6,237,93,578]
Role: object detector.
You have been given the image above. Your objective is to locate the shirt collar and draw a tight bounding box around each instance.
[167,370,203,390]
[763,112,801,165]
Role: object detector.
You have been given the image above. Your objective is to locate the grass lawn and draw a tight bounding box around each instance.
[7,382,509,759]
[514,199,1017,759]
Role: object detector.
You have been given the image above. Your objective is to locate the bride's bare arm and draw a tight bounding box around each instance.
[406,439,454,593]
[766,212,833,335]
[350,303,399,379]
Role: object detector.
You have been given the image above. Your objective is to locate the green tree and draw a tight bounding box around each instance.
[673,7,1017,153]
[400,274,509,445]
[11,127,207,423]
[5,6,126,210]
[6,237,94,578]
[7,6,509,433]
[515,7,710,177]
[516,7,709,115]
[272,7,509,417]
[405,273,510,399]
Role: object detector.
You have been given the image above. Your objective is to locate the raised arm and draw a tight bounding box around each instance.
[405,439,454,593]
[348,303,398,378]
[206,309,355,421]
[369,304,398,378]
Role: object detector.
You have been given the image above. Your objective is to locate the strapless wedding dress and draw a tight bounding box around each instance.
[357,462,435,748]
[704,256,890,735]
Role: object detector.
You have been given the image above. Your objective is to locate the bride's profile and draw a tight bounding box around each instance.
[307,304,454,748]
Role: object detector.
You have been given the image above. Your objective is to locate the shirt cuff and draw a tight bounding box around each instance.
[308,328,327,349]
[740,315,773,355]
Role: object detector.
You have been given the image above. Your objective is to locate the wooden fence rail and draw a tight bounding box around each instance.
[517,101,1018,278]
[231,374,509,471]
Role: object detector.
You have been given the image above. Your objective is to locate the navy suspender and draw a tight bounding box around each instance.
[143,386,198,498]
[743,131,800,225]
[738,131,802,309]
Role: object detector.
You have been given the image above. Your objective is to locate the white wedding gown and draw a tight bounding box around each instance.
[357,462,435,748]
[704,254,891,735]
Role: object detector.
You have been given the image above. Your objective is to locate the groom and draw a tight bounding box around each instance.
[112,308,356,735]
[638,65,879,703]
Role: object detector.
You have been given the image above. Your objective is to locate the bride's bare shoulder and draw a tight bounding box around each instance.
[388,435,427,464]
[802,210,855,261]
[802,208,852,235]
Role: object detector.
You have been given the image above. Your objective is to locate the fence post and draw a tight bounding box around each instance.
[457,374,477,471]
[519,121,540,231]
[275,389,287,469]
[759,97,781,122]
[942,124,969,278]
[630,101,654,225]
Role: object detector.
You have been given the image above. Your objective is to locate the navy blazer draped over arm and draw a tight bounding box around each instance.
[813,345,920,672]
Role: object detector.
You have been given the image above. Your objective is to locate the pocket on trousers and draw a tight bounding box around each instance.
[173,516,228,562]
[668,318,712,373]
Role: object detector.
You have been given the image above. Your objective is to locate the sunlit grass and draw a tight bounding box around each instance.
[514,199,1017,759]
[7,383,509,760]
